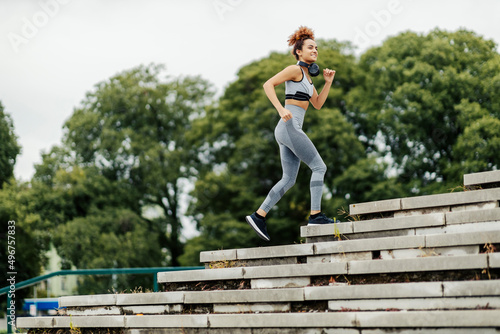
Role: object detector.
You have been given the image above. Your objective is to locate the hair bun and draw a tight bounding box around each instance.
[287,26,315,46]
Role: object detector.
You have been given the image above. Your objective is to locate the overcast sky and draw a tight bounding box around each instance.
[1,0,499,183]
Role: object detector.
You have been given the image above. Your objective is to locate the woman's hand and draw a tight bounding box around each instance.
[323,68,336,83]
[279,107,293,122]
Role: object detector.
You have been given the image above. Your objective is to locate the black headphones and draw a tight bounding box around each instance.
[298,61,320,77]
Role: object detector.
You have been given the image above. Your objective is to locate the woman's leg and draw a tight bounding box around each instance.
[283,125,327,213]
[258,143,301,214]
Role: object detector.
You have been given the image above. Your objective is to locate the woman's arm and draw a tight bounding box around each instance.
[263,65,301,122]
[310,68,336,110]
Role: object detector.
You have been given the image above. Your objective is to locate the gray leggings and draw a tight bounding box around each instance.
[259,105,327,213]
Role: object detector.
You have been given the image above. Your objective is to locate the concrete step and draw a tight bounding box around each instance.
[57,280,500,310]
[200,230,500,268]
[328,296,500,311]
[465,170,500,189]
[17,310,500,331]
[158,253,500,289]
[302,208,500,243]
[349,187,500,217]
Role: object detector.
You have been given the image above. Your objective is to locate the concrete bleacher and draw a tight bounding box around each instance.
[17,170,500,333]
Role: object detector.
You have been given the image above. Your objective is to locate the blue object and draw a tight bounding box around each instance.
[23,298,59,311]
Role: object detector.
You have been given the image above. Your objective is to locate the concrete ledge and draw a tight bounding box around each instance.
[446,208,500,225]
[380,245,479,260]
[309,251,371,264]
[308,221,500,245]
[443,280,500,297]
[200,249,237,263]
[243,262,348,279]
[184,288,304,304]
[329,297,500,311]
[348,188,500,216]
[313,230,496,257]
[59,294,117,307]
[354,213,445,233]
[116,292,184,305]
[301,214,444,238]
[23,310,500,328]
[17,317,54,328]
[207,313,357,328]
[54,315,125,328]
[426,230,500,247]
[401,188,500,211]
[350,198,401,215]
[365,329,500,334]
[236,243,315,260]
[305,280,500,301]
[18,311,500,330]
[356,310,500,328]
[315,235,425,254]
[66,306,122,316]
[305,282,443,300]
[251,277,311,289]
[348,254,489,275]
[122,304,182,315]
[157,267,243,283]
[200,244,314,265]
[214,302,291,313]
[488,253,500,268]
[416,221,500,236]
[301,221,354,238]
[464,170,500,187]
[125,314,208,328]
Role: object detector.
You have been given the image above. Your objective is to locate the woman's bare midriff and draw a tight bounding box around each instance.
[285,99,309,111]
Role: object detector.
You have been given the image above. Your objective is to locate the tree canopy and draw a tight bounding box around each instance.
[30,64,214,293]
[0,101,21,188]
[345,29,500,193]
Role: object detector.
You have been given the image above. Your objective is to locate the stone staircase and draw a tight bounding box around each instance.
[17,170,500,333]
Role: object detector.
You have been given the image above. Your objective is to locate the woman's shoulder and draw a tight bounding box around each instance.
[282,64,303,81]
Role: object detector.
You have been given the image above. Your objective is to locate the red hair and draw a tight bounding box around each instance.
[287,26,315,60]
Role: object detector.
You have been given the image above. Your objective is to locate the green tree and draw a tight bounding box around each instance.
[60,63,214,267]
[31,159,164,294]
[0,180,49,309]
[180,41,366,265]
[29,64,215,293]
[0,101,22,188]
[346,29,500,193]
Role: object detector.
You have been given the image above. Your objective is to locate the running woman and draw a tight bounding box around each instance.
[246,26,339,242]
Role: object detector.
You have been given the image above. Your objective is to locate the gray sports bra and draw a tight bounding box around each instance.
[285,65,314,101]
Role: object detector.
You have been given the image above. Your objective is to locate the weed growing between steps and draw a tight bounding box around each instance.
[291,300,328,312]
[208,259,239,269]
[482,243,498,254]
[28,329,124,334]
[310,269,500,286]
[461,183,500,191]
[182,304,213,314]
[163,279,251,292]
